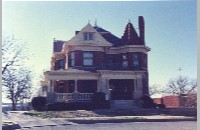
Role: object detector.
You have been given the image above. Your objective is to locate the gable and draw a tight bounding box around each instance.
[66,23,112,46]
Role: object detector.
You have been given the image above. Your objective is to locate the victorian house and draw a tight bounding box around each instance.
[42,16,151,104]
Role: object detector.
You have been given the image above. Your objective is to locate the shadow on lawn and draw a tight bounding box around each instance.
[91,108,197,117]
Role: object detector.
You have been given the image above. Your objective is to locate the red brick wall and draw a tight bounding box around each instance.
[94,51,104,66]
[115,54,122,67]
[153,94,197,108]
[153,98,162,104]
[75,50,83,66]
[142,72,149,96]
[162,96,180,108]
[139,53,147,69]
[128,52,133,69]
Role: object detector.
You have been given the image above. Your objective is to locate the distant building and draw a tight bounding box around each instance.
[153,94,197,108]
[42,16,151,104]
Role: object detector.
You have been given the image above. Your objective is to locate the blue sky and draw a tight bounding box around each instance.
[2,1,197,89]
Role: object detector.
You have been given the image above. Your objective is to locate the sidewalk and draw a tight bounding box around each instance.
[2,110,197,130]
[66,115,196,124]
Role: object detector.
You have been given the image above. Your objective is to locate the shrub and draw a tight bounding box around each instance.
[47,102,96,111]
[157,104,166,108]
[93,92,106,103]
[140,95,157,109]
[92,92,110,109]
[31,97,47,111]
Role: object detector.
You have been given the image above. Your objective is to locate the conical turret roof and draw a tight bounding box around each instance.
[121,21,140,45]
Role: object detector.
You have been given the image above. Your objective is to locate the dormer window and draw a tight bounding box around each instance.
[84,32,93,40]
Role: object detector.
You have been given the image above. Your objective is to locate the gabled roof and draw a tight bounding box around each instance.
[66,23,112,46]
[53,40,64,52]
[93,26,109,33]
[94,26,121,47]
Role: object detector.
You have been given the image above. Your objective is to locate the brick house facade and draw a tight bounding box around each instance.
[42,16,151,103]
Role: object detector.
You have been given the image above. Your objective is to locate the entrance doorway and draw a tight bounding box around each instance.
[109,79,134,100]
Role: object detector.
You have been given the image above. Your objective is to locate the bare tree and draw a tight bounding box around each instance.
[165,76,197,95]
[149,84,164,96]
[2,35,32,110]
[2,35,25,75]
[3,68,32,110]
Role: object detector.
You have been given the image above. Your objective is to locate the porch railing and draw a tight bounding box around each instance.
[55,92,93,102]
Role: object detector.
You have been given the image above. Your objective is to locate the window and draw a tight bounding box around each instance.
[133,53,139,67]
[56,59,65,70]
[70,52,75,66]
[83,52,93,66]
[122,54,128,68]
[84,33,93,40]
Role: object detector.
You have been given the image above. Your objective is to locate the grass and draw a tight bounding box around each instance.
[23,108,197,119]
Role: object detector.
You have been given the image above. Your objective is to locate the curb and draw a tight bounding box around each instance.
[68,117,197,124]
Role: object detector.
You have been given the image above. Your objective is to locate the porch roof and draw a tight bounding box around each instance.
[44,69,99,80]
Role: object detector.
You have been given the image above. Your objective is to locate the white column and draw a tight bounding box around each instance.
[65,53,68,69]
[101,78,107,93]
[106,79,110,100]
[50,80,55,92]
[48,80,51,92]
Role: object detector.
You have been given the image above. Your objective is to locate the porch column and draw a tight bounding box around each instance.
[50,80,55,92]
[65,53,68,69]
[48,80,51,92]
[48,80,54,92]
[100,77,109,94]
[97,76,102,92]
[74,80,78,92]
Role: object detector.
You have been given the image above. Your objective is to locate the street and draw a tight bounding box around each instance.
[20,121,196,130]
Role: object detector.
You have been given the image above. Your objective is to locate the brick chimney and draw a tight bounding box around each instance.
[139,16,145,44]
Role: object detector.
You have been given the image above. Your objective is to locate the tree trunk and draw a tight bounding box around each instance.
[12,100,17,111]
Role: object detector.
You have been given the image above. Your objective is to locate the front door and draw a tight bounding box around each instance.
[110,79,134,100]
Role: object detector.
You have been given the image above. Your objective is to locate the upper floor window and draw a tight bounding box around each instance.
[56,59,65,70]
[133,53,139,67]
[122,54,128,68]
[84,33,93,40]
[69,52,75,67]
[83,52,93,66]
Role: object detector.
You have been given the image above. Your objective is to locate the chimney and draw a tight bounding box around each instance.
[139,16,145,44]
[75,31,80,35]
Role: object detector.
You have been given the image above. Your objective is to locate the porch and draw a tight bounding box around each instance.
[55,92,94,102]
[47,79,97,103]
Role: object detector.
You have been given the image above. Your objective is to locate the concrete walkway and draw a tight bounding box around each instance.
[2,111,74,130]
[2,111,197,130]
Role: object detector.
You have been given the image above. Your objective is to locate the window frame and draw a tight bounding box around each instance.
[56,59,65,70]
[83,32,94,40]
[133,53,139,67]
[83,51,94,66]
[122,53,128,68]
[69,52,75,67]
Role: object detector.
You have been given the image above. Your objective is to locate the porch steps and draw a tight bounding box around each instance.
[111,100,140,109]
